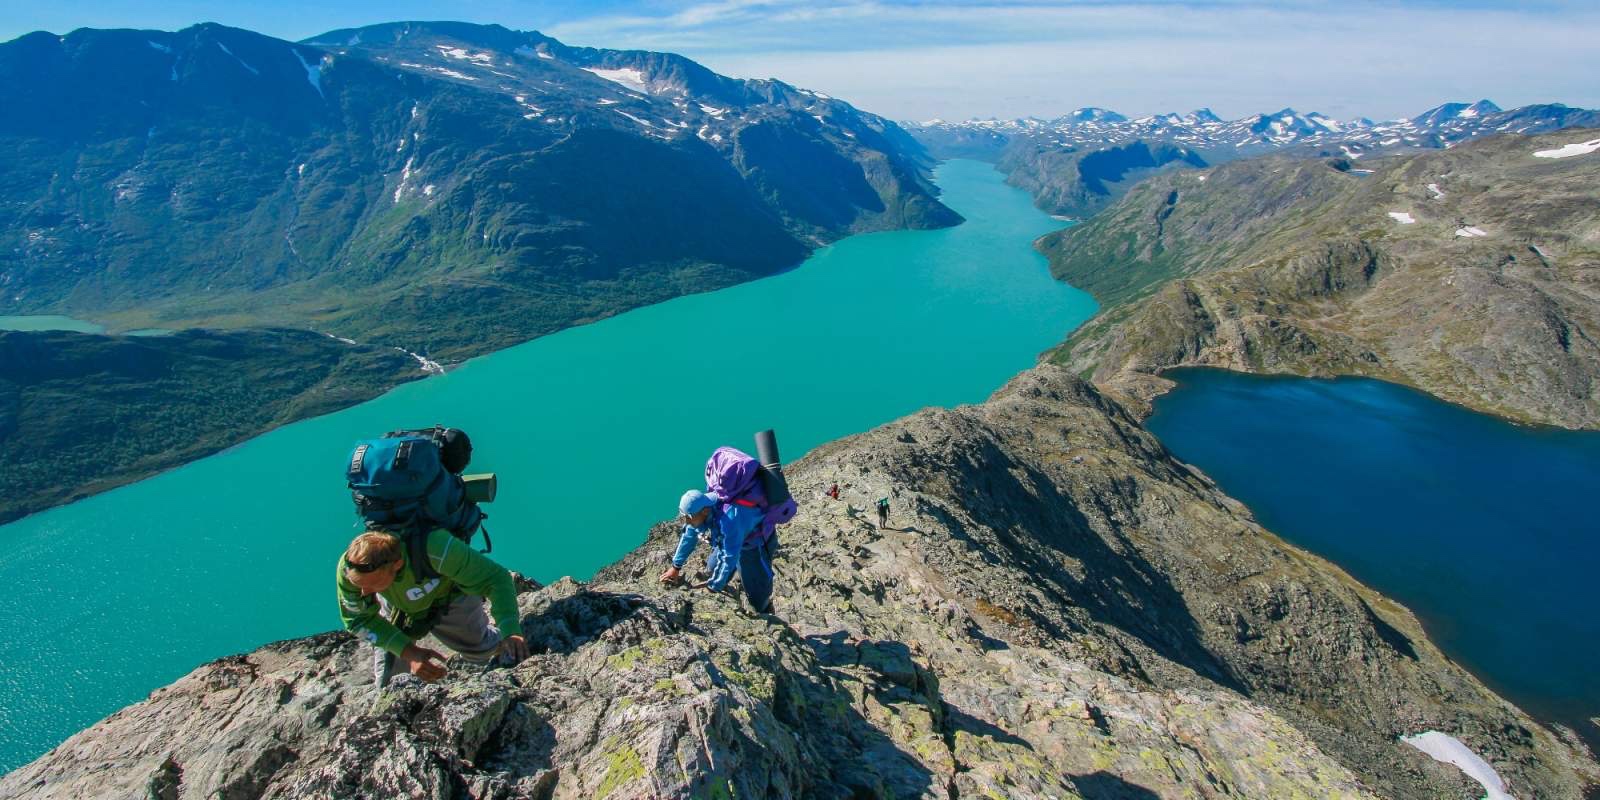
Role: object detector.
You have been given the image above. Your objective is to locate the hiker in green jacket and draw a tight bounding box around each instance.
[337,528,528,688]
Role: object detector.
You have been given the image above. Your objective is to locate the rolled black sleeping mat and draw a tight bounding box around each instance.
[754,429,792,506]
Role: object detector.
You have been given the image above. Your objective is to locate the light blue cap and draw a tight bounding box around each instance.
[679,489,716,516]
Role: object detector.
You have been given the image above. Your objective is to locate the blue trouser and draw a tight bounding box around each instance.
[707,532,779,612]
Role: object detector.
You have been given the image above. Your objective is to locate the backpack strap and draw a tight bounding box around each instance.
[729,497,761,509]
[405,524,439,582]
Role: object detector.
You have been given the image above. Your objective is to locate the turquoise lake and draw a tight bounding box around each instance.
[0,159,1096,770]
[1147,368,1600,749]
[0,315,105,333]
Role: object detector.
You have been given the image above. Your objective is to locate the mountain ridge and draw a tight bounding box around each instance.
[0,20,958,359]
[4,365,1596,798]
[1039,127,1600,429]
[909,100,1600,218]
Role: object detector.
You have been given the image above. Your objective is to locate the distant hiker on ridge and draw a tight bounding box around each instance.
[876,496,890,529]
[827,483,840,500]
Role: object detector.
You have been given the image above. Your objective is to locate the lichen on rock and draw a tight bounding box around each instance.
[4,367,1596,799]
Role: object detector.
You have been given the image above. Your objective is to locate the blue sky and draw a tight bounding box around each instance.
[4,1,1597,122]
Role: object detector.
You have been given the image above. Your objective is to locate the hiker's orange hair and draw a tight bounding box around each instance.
[345,531,402,570]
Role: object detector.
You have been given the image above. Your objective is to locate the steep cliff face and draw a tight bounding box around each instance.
[1041,128,1600,427]
[5,367,1595,799]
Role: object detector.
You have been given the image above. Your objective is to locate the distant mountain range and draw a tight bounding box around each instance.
[909,100,1599,219]
[910,99,1599,162]
[0,21,957,359]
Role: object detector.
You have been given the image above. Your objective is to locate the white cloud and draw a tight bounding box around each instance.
[545,1,1600,121]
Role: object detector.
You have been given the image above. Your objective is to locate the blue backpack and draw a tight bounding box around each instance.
[345,426,485,580]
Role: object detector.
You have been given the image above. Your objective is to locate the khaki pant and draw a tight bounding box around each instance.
[372,593,503,688]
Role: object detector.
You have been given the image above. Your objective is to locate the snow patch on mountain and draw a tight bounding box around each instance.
[1533,138,1600,159]
[584,67,649,94]
[215,42,258,76]
[614,109,654,128]
[393,156,414,203]
[435,45,494,65]
[401,63,476,82]
[1388,212,1416,224]
[292,48,324,99]
[1402,732,1514,800]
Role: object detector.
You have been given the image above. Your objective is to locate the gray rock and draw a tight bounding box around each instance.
[4,367,1596,798]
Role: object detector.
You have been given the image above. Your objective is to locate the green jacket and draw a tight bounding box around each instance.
[336,529,523,657]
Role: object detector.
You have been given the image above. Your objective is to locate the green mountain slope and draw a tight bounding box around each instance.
[0,21,958,360]
[0,329,420,524]
[1040,128,1600,428]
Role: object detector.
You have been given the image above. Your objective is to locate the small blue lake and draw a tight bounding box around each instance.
[1147,368,1600,747]
[0,160,1096,770]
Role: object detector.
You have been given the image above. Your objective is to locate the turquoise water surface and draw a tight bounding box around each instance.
[0,315,104,333]
[1147,368,1600,748]
[0,159,1095,770]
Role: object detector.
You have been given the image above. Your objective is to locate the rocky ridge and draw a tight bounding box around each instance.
[1042,127,1600,428]
[5,367,1595,799]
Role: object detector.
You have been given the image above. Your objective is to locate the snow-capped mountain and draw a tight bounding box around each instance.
[1,21,958,359]
[908,100,1599,162]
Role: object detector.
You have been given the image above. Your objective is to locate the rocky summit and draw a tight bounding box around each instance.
[6,367,1596,799]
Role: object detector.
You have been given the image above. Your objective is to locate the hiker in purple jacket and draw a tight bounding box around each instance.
[660,488,775,612]
[659,448,794,613]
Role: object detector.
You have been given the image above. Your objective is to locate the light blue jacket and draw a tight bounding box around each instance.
[671,503,766,591]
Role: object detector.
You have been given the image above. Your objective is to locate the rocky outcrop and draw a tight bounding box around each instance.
[5,367,1595,799]
[1043,128,1600,427]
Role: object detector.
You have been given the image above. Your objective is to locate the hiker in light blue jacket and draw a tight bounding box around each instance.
[659,488,772,611]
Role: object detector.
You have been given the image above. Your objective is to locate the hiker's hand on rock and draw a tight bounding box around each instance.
[659,566,683,585]
[500,635,529,664]
[402,644,448,682]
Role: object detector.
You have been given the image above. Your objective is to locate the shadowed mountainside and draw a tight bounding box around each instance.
[0,328,423,524]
